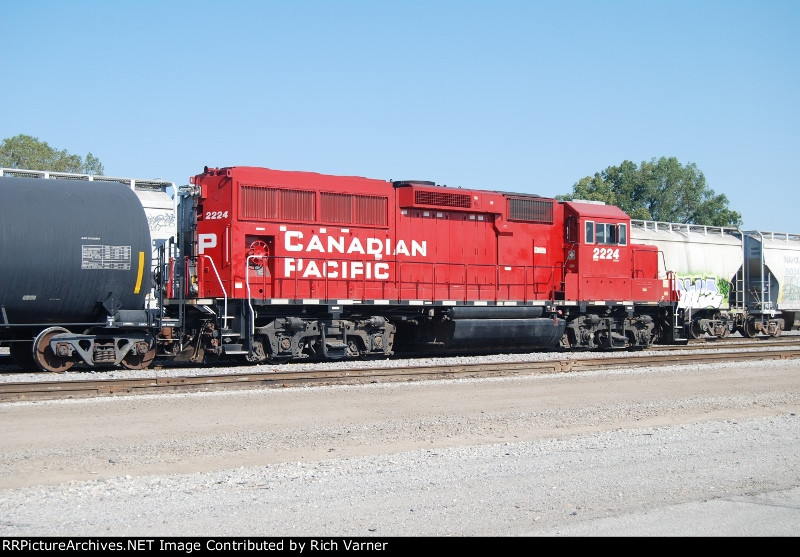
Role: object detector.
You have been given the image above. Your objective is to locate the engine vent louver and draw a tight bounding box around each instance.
[240,185,388,226]
[321,192,388,226]
[241,186,315,221]
[508,197,553,223]
[415,190,472,209]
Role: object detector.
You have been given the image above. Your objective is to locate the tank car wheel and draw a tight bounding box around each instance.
[120,336,157,370]
[33,327,75,373]
[688,320,703,339]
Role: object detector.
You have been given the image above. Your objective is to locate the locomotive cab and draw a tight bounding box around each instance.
[558,201,675,350]
[562,201,664,301]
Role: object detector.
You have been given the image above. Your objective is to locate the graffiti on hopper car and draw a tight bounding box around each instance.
[781,254,800,305]
[674,276,731,309]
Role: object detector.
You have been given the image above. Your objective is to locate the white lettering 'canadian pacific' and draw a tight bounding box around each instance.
[284,230,426,259]
[284,259,391,280]
[282,230,426,281]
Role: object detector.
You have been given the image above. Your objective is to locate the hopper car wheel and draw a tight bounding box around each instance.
[689,320,703,339]
[33,327,74,373]
[121,334,157,370]
[742,316,759,338]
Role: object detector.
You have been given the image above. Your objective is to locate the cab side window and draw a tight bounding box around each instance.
[594,222,628,245]
[566,216,578,243]
[597,223,607,244]
[585,221,628,245]
[617,223,627,246]
[585,220,595,244]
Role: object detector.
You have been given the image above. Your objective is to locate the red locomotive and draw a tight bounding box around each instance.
[162,166,679,364]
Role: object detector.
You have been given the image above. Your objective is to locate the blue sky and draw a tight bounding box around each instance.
[3,0,798,232]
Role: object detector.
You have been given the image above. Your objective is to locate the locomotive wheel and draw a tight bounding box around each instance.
[33,327,74,373]
[245,338,268,363]
[120,335,157,370]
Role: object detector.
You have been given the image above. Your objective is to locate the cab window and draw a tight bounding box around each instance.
[594,222,627,245]
[617,223,627,245]
[566,216,578,243]
[597,223,608,244]
[584,221,629,245]
[585,221,595,244]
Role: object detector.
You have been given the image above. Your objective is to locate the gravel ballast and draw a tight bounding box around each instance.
[1,355,799,537]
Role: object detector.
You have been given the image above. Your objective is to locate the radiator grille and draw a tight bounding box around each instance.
[415,190,472,209]
[241,186,315,221]
[508,197,553,223]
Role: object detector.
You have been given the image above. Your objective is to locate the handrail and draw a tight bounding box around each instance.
[245,256,560,304]
[245,255,266,336]
[196,255,229,324]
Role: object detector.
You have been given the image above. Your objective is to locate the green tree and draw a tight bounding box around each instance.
[0,134,104,175]
[556,156,742,227]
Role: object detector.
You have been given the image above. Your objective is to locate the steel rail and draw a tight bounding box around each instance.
[1,348,798,403]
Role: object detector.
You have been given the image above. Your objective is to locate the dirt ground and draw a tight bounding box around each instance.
[1,358,798,490]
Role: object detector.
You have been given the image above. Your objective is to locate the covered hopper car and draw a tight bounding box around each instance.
[631,220,800,339]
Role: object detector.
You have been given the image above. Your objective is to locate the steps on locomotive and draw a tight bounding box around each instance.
[323,339,348,359]
[221,344,248,355]
[219,329,248,355]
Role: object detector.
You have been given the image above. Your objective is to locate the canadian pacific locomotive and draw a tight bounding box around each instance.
[164,166,677,366]
[0,165,796,372]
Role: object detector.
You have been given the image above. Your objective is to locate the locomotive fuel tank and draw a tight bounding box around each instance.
[0,176,152,326]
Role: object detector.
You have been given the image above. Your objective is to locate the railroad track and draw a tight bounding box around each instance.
[1,344,799,403]
[664,335,800,350]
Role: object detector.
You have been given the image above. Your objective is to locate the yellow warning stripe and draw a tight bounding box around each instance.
[134,251,145,294]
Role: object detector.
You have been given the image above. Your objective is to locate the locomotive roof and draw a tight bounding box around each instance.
[563,200,630,220]
[201,165,390,188]
[201,166,548,199]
